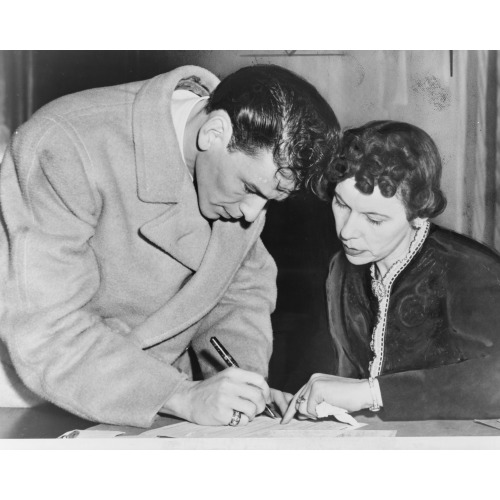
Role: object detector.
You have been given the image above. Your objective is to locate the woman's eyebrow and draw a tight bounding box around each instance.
[335,191,390,218]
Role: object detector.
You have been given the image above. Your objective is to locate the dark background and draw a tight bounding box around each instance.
[3,50,341,391]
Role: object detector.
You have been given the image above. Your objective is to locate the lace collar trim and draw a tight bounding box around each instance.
[368,220,430,378]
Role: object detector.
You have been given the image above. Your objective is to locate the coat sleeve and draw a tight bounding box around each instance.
[378,247,500,421]
[190,235,277,379]
[378,354,500,420]
[0,117,186,427]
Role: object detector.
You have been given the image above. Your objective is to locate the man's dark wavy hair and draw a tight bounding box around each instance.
[206,64,341,194]
[313,120,447,220]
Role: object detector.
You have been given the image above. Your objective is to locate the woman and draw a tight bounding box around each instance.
[282,120,500,423]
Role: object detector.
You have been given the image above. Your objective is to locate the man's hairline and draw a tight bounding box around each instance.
[225,143,299,196]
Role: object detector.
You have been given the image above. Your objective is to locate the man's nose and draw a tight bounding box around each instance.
[240,197,268,223]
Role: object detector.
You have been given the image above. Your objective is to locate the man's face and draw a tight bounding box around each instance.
[194,148,293,222]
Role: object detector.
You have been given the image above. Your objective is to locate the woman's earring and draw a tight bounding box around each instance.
[412,218,424,229]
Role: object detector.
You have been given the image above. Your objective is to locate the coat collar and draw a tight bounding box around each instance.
[132,66,220,204]
[129,67,270,347]
[132,66,220,271]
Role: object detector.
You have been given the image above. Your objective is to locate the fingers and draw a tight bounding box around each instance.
[222,367,271,402]
[305,394,320,420]
[230,393,262,421]
[306,380,329,417]
[216,368,269,421]
[224,409,250,427]
[233,382,267,416]
[295,387,317,420]
[281,379,322,424]
[181,368,273,426]
[296,414,310,421]
[270,388,293,417]
[281,387,304,424]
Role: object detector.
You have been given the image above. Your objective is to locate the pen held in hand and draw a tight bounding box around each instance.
[210,336,277,419]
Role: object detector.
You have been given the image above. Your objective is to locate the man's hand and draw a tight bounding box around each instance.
[160,367,271,426]
[281,373,372,424]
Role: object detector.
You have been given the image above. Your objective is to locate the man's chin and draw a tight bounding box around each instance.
[198,204,220,221]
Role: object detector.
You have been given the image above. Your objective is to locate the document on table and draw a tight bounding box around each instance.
[138,416,366,438]
[58,429,125,439]
[474,419,500,431]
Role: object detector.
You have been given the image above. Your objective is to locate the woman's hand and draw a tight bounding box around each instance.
[281,373,372,424]
[269,388,294,417]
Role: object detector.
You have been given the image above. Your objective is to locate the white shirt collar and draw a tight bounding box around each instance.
[171,89,208,178]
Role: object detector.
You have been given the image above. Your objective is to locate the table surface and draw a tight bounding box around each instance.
[1,403,500,440]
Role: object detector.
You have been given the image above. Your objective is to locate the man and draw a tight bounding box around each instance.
[0,64,340,427]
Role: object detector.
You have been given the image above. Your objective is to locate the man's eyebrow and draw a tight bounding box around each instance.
[247,183,267,198]
[249,181,289,201]
[273,179,294,200]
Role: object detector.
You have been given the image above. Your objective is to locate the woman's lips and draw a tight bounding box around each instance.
[343,244,365,256]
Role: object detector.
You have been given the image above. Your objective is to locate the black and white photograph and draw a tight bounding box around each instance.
[0,4,499,497]
[2,48,500,440]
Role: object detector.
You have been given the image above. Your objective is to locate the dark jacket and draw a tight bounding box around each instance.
[292,224,500,420]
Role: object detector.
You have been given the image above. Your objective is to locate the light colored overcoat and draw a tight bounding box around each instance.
[0,66,277,427]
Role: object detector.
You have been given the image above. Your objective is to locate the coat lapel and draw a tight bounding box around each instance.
[131,213,266,349]
[132,66,220,271]
[138,178,211,272]
[130,66,266,347]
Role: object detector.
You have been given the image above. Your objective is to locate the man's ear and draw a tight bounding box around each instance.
[197,110,233,152]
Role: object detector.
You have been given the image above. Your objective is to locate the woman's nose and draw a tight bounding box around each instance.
[339,212,359,240]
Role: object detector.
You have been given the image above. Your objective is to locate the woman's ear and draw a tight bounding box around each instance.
[197,110,233,152]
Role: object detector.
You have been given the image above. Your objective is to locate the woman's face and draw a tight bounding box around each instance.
[332,178,417,275]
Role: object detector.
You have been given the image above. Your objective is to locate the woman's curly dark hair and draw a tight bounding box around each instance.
[312,120,447,220]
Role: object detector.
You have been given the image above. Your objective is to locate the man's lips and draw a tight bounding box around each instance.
[220,206,242,220]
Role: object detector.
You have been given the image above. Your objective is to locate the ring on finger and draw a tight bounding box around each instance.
[228,410,242,427]
[296,395,307,410]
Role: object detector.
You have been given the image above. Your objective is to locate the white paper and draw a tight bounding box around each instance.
[475,419,500,431]
[58,429,125,439]
[139,415,365,438]
[315,401,360,426]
